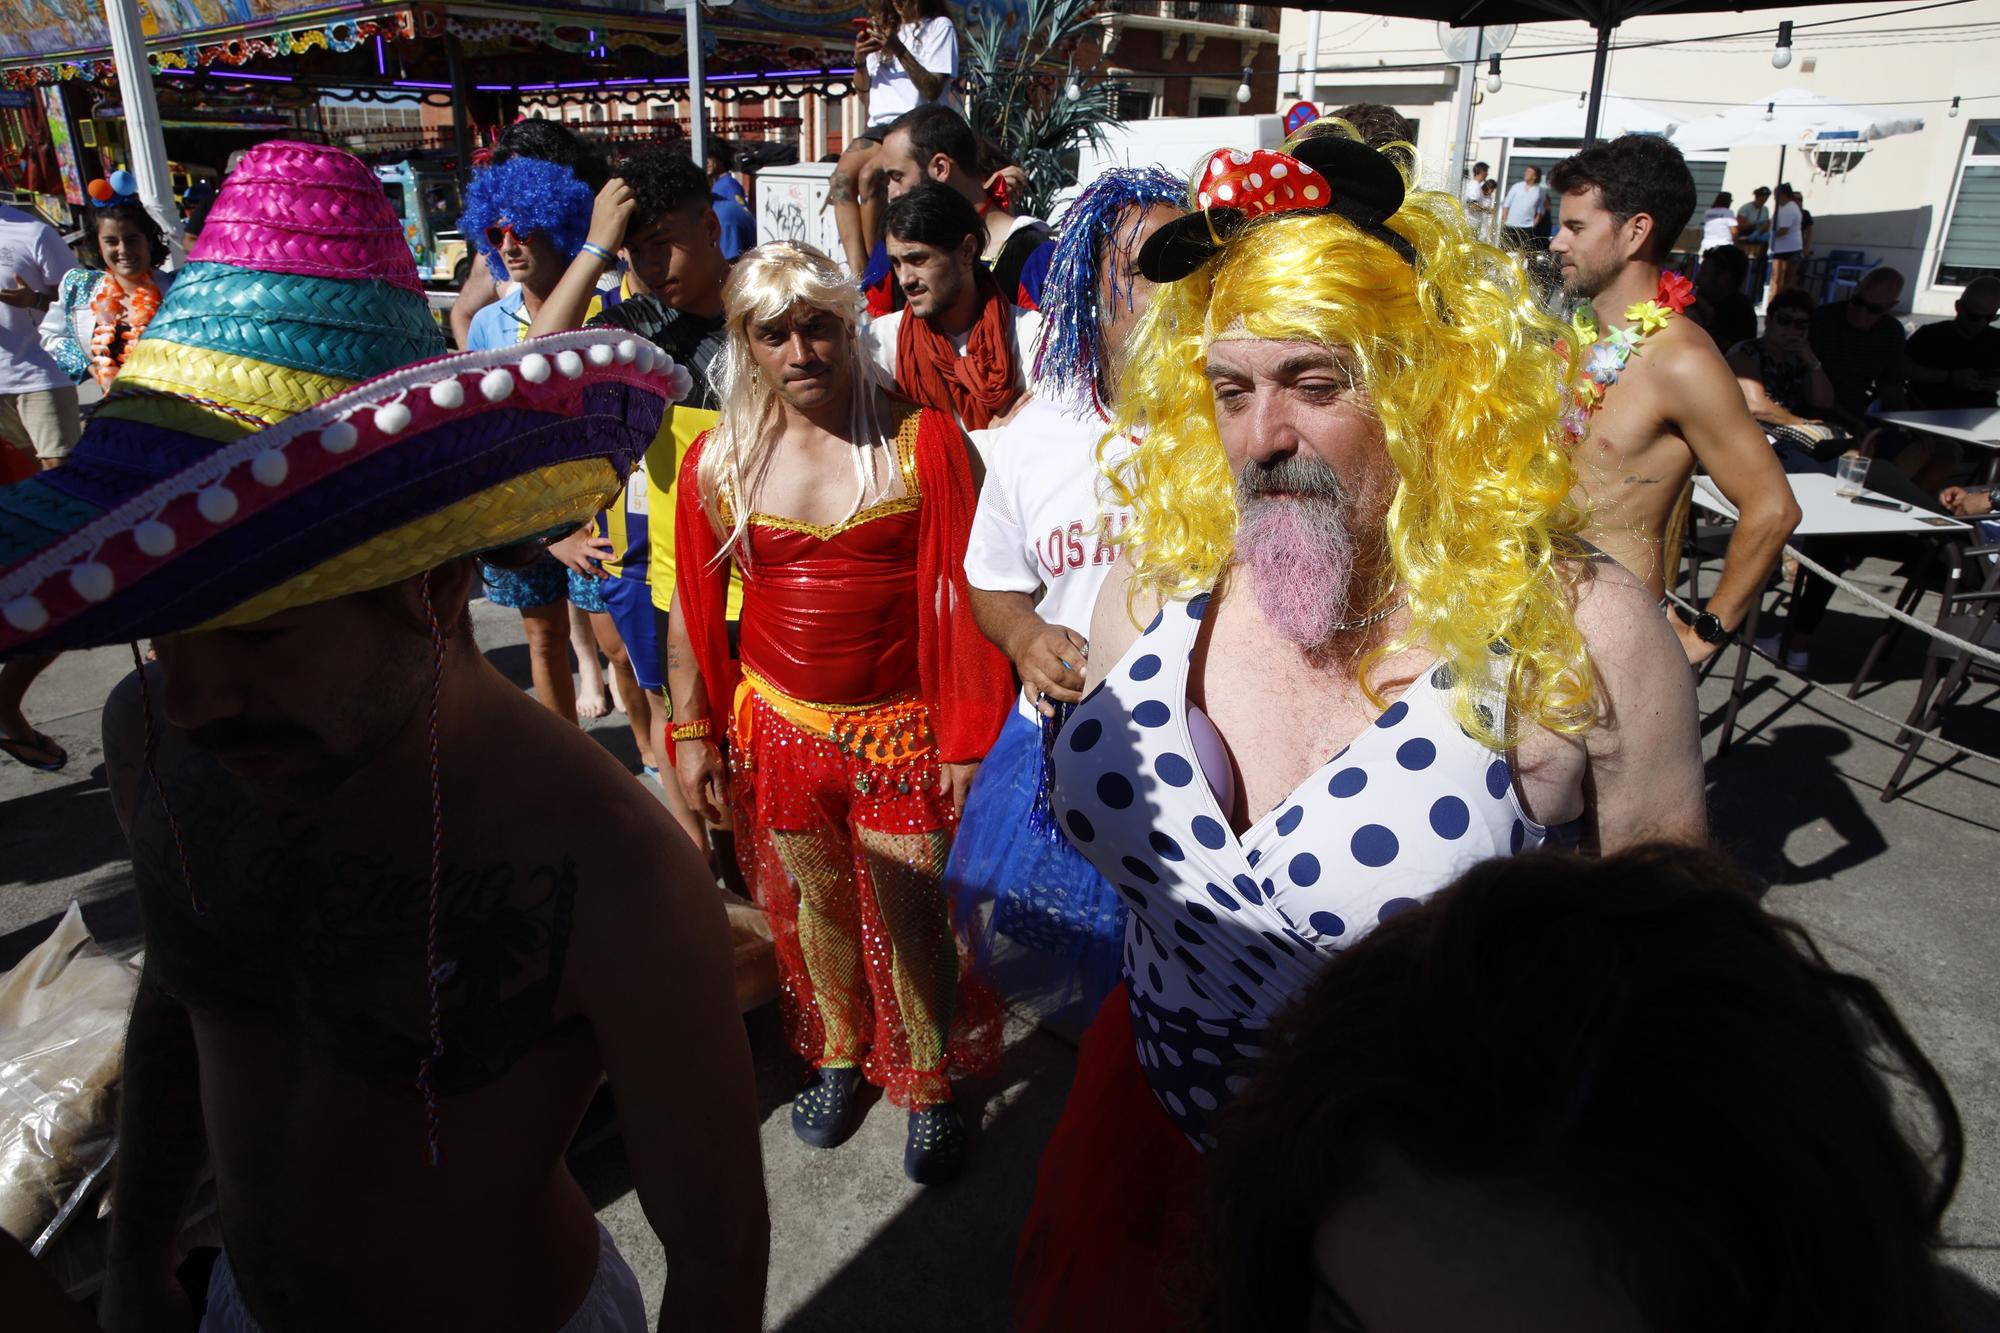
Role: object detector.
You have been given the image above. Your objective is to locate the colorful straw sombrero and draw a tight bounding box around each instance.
[0,140,688,658]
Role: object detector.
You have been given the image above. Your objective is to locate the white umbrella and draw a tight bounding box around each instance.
[1480,93,1681,142]
[1668,87,1924,151]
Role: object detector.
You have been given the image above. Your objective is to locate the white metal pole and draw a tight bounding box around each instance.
[1303,11,1321,105]
[1447,28,1483,194]
[102,0,183,256]
[686,1,707,167]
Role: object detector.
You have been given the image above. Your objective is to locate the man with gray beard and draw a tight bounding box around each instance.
[1012,125,1707,1327]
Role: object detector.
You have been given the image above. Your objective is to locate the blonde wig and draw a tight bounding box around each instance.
[697,241,895,564]
[1106,128,1595,743]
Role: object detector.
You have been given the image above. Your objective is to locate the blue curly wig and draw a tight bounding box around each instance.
[1032,166,1187,412]
[459,156,595,281]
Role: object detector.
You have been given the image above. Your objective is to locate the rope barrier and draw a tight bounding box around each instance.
[1669,549,2000,775]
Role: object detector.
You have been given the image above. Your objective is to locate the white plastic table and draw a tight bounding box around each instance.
[1873,407,2000,450]
[1691,473,1969,753]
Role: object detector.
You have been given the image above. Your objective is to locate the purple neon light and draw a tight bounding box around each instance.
[375,35,385,77]
[159,67,294,82]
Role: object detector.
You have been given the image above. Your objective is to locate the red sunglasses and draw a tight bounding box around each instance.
[484,224,540,249]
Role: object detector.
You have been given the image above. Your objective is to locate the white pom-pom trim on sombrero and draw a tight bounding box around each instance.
[0,329,690,646]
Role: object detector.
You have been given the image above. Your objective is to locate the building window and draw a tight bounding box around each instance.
[1938,123,2000,288]
[1108,72,1161,122]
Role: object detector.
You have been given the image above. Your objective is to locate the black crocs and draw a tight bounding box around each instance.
[903,1102,968,1184]
[791,1065,863,1149]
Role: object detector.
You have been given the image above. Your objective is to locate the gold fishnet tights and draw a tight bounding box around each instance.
[769,825,957,1073]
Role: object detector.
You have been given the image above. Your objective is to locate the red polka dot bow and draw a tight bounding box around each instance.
[1193,148,1332,218]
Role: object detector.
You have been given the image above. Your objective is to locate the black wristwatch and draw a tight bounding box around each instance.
[1674,603,1735,646]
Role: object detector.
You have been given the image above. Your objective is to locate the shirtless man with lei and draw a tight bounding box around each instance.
[0,143,771,1333]
[1548,134,1799,665]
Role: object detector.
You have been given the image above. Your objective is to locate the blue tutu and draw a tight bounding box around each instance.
[947,707,1124,1033]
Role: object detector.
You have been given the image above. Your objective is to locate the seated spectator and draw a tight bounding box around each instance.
[1699,190,1738,250]
[1201,845,1963,1333]
[1687,243,1756,354]
[1728,288,1836,439]
[1811,266,1909,429]
[1905,274,2000,411]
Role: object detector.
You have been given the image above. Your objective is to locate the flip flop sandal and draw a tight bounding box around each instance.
[0,729,68,772]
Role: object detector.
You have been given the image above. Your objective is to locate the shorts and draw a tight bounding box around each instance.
[852,116,902,147]
[482,551,569,610]
[602,577,662,693]
[198,1223,646,1332]
[568,567,611,615]
[0,386,81,461]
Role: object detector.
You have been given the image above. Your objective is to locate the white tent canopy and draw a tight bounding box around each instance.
[1668,87,1925,151]
[1480,93,1682,142]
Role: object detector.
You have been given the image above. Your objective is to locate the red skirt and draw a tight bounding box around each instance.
[1012,984,1205,1333]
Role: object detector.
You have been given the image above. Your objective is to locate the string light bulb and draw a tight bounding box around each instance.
[1486,54,1502,93]
[1949,96,1961,118]
[1235,66,1252,105]
[1764,101,1776,122]
[1066,78,1081,99]
[1771,20,1794,69]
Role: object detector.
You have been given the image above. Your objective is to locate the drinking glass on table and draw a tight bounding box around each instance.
[1836,454,1871,497]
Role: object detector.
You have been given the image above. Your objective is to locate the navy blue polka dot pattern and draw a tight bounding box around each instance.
[1048,589,1547,1145]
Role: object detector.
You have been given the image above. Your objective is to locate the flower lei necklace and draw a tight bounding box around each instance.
[1560,270,1694,441]
[88,271,162,390]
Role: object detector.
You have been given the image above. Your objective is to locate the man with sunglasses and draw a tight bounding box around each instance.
[1805,267,1967,493]
[1549,135,1798,667]
[1905,274,2000,412]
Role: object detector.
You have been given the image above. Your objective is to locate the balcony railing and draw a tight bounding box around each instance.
[1101,1,1275,28]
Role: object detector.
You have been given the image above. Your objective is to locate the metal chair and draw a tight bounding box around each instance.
[1880,540,2000,801]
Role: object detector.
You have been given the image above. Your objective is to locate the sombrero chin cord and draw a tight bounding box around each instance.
[130,642,202,916]
[417,572,446,1167]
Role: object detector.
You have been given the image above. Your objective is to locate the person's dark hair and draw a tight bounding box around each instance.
[1768,286,1816,322]
[886,102,979,175]
[1547,133,1697,262]
[905,0,953,17]
[91,201,167,271]
[1202,845,1963,1333]
[1472,160,1489,175]
[1753,184,1771,197]
[617,146,711,228]
[1700,242,1747,284]
[1327,102,1414,150]
[884,178,981,254]
[1712,190,1732,208]
[707,138,738,174]
[491,117,610,192]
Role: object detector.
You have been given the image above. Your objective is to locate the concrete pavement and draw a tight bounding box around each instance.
[4,577,1998,1329]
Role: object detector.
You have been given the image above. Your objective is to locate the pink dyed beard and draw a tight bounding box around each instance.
[1237,494,1359,649]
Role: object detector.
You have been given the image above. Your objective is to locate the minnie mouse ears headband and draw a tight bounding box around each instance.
[1137,129,1416,283]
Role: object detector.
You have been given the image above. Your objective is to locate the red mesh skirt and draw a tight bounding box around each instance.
[1013,985,1205,1332]
[730,687,1001,1108]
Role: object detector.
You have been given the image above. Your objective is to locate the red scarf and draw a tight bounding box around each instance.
[893,269,1017,431]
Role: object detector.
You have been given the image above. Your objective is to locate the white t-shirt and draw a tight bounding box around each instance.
[1770,201,1804,255]
[864,304,1044,423]
[963,396,1135,719]
[1501,181,1544,228]
[1460,178,1490,213]
[865,17,959,121]
[1700,206,1738,251]
[0,206,75,394]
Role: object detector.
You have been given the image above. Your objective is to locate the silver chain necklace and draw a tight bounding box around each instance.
[1327,598,1408,634]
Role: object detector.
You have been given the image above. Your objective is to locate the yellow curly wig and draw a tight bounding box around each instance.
[1104,124,1595,743]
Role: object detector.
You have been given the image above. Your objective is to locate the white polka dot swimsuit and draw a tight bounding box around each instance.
[1051,589,1546,1146]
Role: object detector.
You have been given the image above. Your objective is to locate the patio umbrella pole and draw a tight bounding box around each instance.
[102,0,182,256]
[447,35,475,191]
[1582,22,1613,145]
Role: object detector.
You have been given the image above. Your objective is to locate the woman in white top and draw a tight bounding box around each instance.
[1700,191,1739,251]
[831,0,960,278]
